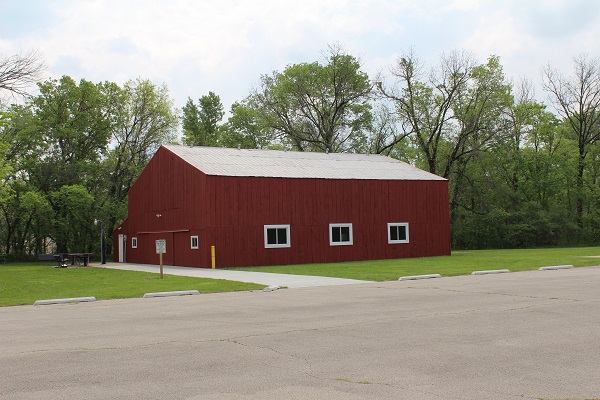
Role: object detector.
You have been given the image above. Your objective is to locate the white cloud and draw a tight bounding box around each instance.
[2,0,599,112]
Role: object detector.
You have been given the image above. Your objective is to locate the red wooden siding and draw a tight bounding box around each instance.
[200,176,450,267]
[114,147,451,268]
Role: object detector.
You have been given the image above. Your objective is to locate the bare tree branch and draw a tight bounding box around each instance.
[0,51,46,100]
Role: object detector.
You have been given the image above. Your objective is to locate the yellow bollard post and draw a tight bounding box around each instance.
[211,245,216,269]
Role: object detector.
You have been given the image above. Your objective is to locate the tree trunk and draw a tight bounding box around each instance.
[576,154,585,229]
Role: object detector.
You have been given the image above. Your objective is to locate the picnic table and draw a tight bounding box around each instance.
[68,253,93,266]
[38,253,94,267]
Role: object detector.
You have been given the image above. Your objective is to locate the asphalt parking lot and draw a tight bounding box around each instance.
[2,266,599,400]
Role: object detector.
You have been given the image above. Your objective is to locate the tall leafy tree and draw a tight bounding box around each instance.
[543,54,600,227]
[49,185,95,253]
[361,101,411,157]
[247,45,373,152]
[379,51,513,221]
[500,85,565,208]
[3,76,115,252]
[451,92,577,249]
[0,76,177,256]
[377,49,474,175]
[101,78,179,244]
[447,56,514,219]
[182,91,224,146]
[220,102,273,149]
[27,76,115,193]
[11,188,52,255]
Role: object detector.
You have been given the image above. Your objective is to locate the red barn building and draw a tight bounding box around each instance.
[113,145,450,268]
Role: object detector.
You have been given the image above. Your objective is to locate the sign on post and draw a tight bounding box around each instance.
[155,239,166,254]
[155,239,166,278]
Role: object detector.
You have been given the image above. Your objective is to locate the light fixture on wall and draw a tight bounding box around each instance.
[156,214,162,218]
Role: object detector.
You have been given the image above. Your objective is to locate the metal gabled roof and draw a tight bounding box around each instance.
[162,144,446,181]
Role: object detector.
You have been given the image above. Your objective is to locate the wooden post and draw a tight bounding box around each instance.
[159,253,163,278]
[156,239,166,279]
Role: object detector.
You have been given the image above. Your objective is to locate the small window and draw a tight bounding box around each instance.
[330,223,353,246]
[191,235,199,249]
[388,223,409,244]
[131,237,138,248]
[264,225,291,248]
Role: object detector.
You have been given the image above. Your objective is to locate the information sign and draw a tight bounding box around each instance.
[155,239,166,254]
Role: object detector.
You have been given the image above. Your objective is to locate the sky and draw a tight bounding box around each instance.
[2,0,600,115]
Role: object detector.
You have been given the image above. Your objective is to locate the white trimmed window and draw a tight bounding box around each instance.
[388,223,409,244]
[264,225,291,248]
[191,235,199,249]
[131,237,138,248]
[330,223,353,246]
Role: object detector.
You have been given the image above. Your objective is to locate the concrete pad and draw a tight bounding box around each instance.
[33,296,96,306]
[398,273,442,281]
[539,265,574,271]
[143,290,200,298]
[101,262,371,288]
[471,269,510,275]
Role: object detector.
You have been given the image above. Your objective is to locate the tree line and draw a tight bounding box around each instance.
[1,46,600,259]
[1,60,178,257]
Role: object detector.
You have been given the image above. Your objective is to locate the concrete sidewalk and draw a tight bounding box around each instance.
[101,262,371,288]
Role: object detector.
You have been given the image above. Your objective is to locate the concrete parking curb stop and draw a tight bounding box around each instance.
[263,285,281,292]
[471,269,511,275]
[34,297,96,306]
[539,265,574,271]
[143,290,201,298]
[398,274,442,281]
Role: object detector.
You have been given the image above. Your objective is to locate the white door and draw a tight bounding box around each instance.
[118,234,126,262]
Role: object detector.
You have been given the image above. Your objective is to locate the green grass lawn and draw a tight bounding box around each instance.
[3,247,599,307]
[0,263,263,307]
[230,247,600,281]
